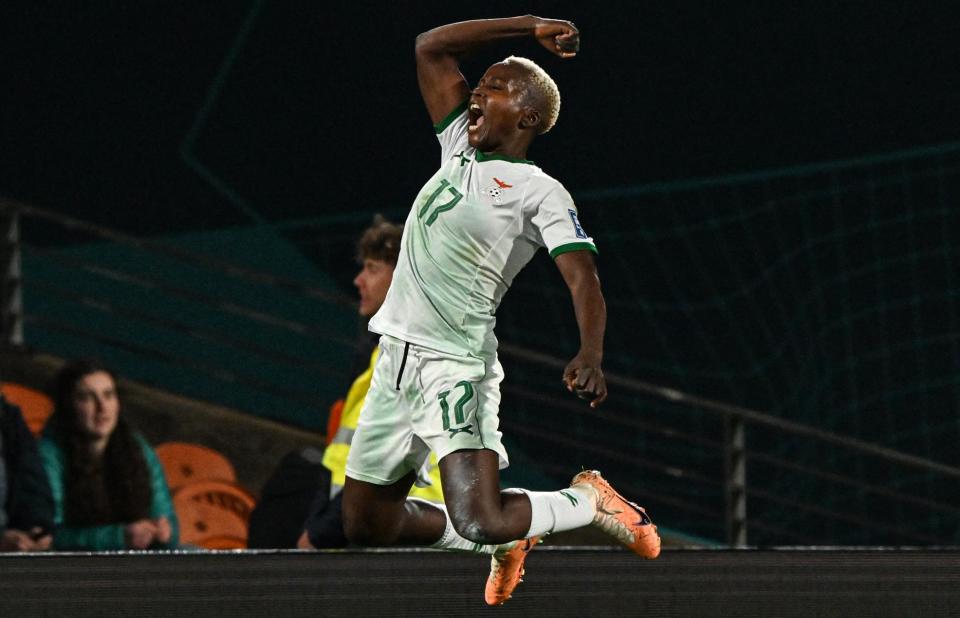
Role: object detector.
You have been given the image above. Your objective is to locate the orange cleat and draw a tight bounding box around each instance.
[570,470,661,559]
[483,536,540,605]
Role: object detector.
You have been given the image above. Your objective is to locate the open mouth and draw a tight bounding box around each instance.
[468,102,484,133]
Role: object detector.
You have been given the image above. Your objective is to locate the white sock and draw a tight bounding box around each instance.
[510,486,596,538]
[422,485,597,553]
[424,500,499,555]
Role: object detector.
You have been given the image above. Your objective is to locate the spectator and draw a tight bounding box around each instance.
[38,360,178,550]
[297,216,444,549]
[0,394,54,552]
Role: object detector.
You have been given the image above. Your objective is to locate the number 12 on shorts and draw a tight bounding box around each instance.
[419,179,463,226]
[438,381,475,437]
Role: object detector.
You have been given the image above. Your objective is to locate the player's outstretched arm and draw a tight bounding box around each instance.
[415,16,579,125]
[555,250,608,408]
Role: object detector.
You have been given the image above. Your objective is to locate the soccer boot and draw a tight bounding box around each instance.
[570,469,661,559]
[484,536,540,605]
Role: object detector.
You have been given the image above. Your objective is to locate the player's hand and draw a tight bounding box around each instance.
[563,352,607,408]
[533,18,580,58]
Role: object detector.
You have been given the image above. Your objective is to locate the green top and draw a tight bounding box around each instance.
[38,433,179,551]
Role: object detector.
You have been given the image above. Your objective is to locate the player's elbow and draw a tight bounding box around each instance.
[415,30,437,55]
[415,28,449,59]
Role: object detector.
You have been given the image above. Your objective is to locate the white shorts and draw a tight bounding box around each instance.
[345,335,509,486]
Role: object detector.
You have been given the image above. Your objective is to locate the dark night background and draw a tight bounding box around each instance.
[2,1,957,236]
[2,2,960,544]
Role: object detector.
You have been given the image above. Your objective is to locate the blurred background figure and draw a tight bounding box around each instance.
[0,394,54,552]
[38,360,178,550]
[296,215,444,549]
[250,216,433,549]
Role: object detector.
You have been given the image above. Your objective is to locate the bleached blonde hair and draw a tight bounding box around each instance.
[504,56,561,134]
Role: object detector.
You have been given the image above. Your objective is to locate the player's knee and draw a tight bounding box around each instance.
[448,510,509,546]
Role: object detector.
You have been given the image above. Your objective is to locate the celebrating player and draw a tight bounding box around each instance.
[341,16,661,605]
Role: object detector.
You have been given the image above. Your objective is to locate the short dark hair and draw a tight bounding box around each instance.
[357,215,403,266]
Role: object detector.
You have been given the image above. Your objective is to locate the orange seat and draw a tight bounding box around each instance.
[155,442,237,491]
[1,382,54,437]
[172,480,256,550]
[199,535,248,550]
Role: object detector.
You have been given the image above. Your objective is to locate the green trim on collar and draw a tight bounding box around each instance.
[475,150,536,166]
[549,242,599,259]
[433,100,470,134]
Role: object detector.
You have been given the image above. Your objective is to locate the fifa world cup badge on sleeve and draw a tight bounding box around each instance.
[568,209,587,239]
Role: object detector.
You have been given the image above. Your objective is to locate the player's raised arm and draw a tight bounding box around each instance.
[415,16,580,125]
[555,250,608,408]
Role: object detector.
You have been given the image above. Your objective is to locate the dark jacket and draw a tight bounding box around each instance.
[0,396,55,533]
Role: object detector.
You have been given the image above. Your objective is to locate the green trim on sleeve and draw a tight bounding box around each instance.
[433,100,469,134]
[549,242,599,259]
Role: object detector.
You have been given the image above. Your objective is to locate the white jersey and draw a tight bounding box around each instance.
[369,101,597,358]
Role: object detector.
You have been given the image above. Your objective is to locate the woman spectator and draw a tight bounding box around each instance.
[39,360,178,550]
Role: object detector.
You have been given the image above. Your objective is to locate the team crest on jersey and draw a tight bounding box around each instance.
[568,209,588,239]
[482,177,513,205]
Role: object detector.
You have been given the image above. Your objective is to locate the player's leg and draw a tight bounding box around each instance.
[439,447,596,543]
[342,334,448,546]
[341,470,447,545]
[422,353,597,545]
[438,450,660,554]
[438,448,529,542]
[434,447,592,605]
[436,448,661,605]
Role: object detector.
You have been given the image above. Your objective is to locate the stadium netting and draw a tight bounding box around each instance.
[493,141,960,546]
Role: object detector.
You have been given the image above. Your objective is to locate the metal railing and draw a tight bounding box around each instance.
[1,210,23,346]
[498,344,960,546]
[0,197,359,429]
[3,196,959,546]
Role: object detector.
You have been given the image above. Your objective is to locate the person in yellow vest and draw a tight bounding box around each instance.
[297,216,443,549]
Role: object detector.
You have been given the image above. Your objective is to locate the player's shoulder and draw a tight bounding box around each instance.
[523,167,571,203]
[527,166,561,186]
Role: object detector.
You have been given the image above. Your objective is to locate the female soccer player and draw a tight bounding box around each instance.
[342,16,660,605]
